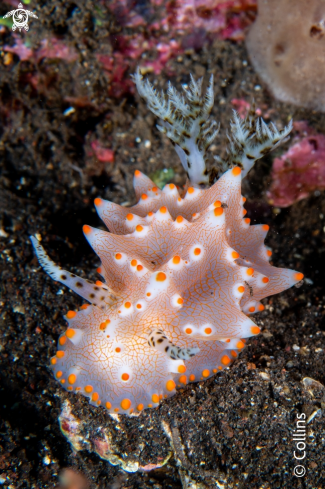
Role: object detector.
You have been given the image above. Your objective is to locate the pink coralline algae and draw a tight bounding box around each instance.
[4,37,78,63]
[3,1,256,99]
[102,0,257,97]
[89,141,115,164]
[267,132,325,207]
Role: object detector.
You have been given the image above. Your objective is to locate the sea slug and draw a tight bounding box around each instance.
[31,70,303,415]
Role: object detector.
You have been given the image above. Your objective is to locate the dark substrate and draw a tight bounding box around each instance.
[0,2,324,488]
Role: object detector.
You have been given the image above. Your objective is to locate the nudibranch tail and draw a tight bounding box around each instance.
[31,71,303,416]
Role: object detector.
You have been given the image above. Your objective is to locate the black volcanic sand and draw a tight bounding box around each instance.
[0,2,325,488]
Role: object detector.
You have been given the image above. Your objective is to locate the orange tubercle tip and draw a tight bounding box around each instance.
[136,303,142,309]
[141,194,148,200]
[238,285,245,293]
[124,302,131,308]
[251,326,261,335]
[267,250,272,257]
[249,306,255,313]
[134,170,141,177]
[152,394,159,403]
[242,196,247,202]
[231,350,237,358]
[242,209,247,216]
[67,310,77,319]
[262,277,269,283]
[188,187,194,194]
[56,350,65,359]
[148,211,153,217]
[66,328,75,339]
[177,297,184,304]
[246,268,254,276]
[96,280,103,287]
[295,272,304,281]
[137,264,143,271]
[160,206,167,213]
[92,393,99,402]
[262,224,270,232]
[173,255,181,264]
[137,404,144,411]
[115,347,121,353]
[214,200,221,208]
[136,225,143,232]
[156,272,166,281]
[185,328,192,334]
[204,327,212,335]
[221,355,230,366]
[85,385,93,393]
[169,183,175,189]
[232,166,241,176]
[106,402,111,409]
[126,213,133,221]
[237,340,245,349]
[68,374,76,384]
[166,380,176,391]
[115,253,122,260]
[178,365,186,373]
[56,371,63,378]
[189,374,195,381]
[51,357,57,365]
[258,304,265,311]
[202,369,210,378]
[121,399,131,410]
[152,187,158,192]
[179,375,187,384]
[245,218,250,224]
[232,251,239,259]
[80,304,89,310]
[131,259,137,266]
[59,336,67,346]
[176,215,183,223]
[194,247,201,255]
[94,198,103,206]
[214,207,223,217]
[83,225,91,235]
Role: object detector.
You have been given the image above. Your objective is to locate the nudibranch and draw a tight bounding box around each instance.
[31,70,303,415]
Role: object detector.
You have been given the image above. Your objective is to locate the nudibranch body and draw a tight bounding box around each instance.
[31,71,303,415]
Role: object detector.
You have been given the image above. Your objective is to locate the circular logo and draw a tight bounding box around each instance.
[294,465,306,477]
[13,8,28,28]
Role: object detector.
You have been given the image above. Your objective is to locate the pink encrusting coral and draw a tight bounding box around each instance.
[31,71,302,415]
[267,133,325,207]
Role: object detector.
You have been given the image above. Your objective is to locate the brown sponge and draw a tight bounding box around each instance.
[246,0,325,111]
